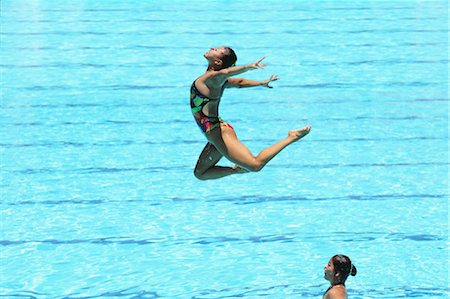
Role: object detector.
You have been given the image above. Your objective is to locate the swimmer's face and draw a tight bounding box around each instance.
[204,46,227,62]
[324,258,336,282]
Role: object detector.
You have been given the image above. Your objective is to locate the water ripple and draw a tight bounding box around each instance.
[4,41,445,53]
[7,198,162,206]
[6,287,162,299]
[2,113,445,128]
[190,284,292,299]
[0,231,444,248]
[282,81,440,89]
[3,193,447,207]
[8,84,177,91]
[1,137,445,148]
[2,286,448,299]
[209,193,448,205]
[3,162,447,177]
[1,98,447,110]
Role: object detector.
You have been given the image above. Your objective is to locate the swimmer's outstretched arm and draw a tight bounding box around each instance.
[216,57,267,77]
[227,75,279,89]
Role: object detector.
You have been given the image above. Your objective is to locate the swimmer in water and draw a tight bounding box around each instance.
[323,254,357,299]
[190,46,311,180]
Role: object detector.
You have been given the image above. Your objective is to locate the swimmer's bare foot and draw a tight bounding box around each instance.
[232,165,249,174]
[288,125,312,141]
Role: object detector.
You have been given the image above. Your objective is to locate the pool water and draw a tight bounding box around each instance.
[1,1,448,298]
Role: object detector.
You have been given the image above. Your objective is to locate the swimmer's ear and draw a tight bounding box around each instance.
[214,59,223,68]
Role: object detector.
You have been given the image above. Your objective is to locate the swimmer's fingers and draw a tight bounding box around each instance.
[251,56,267,69]
[256,56,266,65]
[270,74,279,81]
[263,75,279,88]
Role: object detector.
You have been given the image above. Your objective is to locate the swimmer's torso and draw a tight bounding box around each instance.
[190,81,221,133]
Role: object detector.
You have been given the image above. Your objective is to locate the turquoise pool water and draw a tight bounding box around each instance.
[1,1,448,298]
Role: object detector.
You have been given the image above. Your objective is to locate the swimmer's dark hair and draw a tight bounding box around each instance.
[332,254,357,285]
[221,47,237,69]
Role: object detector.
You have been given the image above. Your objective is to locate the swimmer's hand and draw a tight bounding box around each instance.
[262,75,279,88]
[220,57,267,77]
[248,57,267,69]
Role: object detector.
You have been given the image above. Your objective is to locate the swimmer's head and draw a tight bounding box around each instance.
[324,254,357,285]
[204,46,237,70]
[221,47,237,68]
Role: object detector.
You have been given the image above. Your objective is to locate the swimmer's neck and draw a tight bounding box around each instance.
[207,65,221,71]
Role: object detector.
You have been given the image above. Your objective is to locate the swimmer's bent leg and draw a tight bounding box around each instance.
[194,142,245,180]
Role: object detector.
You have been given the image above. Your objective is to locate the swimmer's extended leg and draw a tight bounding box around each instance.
[252,126,312,168]
[194,142,248,180]
[209,125,311,172]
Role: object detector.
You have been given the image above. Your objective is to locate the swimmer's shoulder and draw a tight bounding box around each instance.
[197,71,228,89]
[324,285,347,299]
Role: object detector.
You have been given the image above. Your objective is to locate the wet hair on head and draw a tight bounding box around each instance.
[332,254,357,284]
[221,47,237,68]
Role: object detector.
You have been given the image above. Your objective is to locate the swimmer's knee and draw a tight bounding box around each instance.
[246,161,264,172]
[194,168,207,180]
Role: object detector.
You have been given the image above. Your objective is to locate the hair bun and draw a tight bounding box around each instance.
[350,265,357,276]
